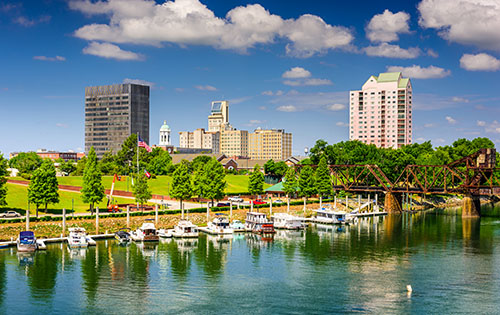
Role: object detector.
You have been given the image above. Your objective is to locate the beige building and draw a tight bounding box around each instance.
[219,124,248,157]
[248,128,292,160]
[208,101,229,132]
[178,128,219,154]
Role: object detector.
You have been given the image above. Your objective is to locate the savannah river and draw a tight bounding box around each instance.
[1,206,500,314]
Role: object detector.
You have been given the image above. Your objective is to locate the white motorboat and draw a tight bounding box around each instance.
[158,229,173,238]
[131,219,159,242]
[271,213,305,230]
[206,214,233,235]
[313,206,357,225]
[115,228,131,244]
[245,212,275,234]
[171,219,199,238]
[229,220,245,232]
[67,227,89,248]
[17,231,37,252]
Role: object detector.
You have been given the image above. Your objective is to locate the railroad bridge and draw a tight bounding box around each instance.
[315,148,499,217]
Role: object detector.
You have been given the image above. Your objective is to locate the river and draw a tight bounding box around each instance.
[1,206,500,314]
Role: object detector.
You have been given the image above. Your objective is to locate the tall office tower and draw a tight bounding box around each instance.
[349,72,412,148]
[248,128,292,160]
[85,83,149,158]
[208,101,229,132]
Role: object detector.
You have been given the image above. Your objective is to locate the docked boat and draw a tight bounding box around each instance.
[171,220,199,238]
[245,212,275,234]
[158,229,173,238]
[67,227,89,248]
[313,206,357,225]
[205,214,233,235]
[230,220,245,232]
[131,219,159,242]
[17,231,37,252]
[115,228,131,244]
[271,213,305,230]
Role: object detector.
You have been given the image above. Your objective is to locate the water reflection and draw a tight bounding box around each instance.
[0,208,498,313]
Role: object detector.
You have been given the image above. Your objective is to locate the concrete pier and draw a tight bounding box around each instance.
[462,195,481,217]
[384,192,402,214]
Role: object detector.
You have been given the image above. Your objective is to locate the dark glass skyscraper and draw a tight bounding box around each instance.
[84,83,149,159]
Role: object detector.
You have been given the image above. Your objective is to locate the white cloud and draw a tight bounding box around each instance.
[33,55,66,61]
[452,96,469,103]
[386,65,450,79]
[477,120,486,127]
[326,103,346,111]
[427,48,439,57]
[82,42,143,60]
[56,123,68,128]
[275,90,284,96]
[418,0,500,51]
[435,138,446,143]
[270,90,347,112]
[123,78,154,86]
[228,96,251,104]
[276,105,299,112]
[459,53,500,71]
[195,85,217,91]
[445,116,457,124]
[261,90,274,96]
[282,67,311,79]
[364,43,420,58]
[70,0,353,58]
[477,120,500,133]
[423,123,435,128]
[258,106,267,110]
[282,67,331,86]
[336,121,348,127]
[15,15,50,27]
[366,9,410,43]
[416,137,426,142]
[174,87,184,92]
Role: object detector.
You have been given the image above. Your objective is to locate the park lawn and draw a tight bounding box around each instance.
[1,183,134,214]
[11,174,270,196]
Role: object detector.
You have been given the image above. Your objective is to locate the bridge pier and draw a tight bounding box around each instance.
[462,195,481,217]
[384,192,402,214]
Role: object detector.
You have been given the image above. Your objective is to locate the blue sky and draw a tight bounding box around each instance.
[1,0,500,156]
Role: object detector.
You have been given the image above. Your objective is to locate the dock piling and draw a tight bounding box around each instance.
[126,205,130,228]
[26,207,30,231]
[270,196,273,216]
[62,208,66,237]
[96,207,99,235]
[155,204,158,225]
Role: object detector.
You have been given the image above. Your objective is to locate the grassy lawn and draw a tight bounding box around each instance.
[1,183,134,215]
[12,175,270,195]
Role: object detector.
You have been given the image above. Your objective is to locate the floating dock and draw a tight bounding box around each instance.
[0,233,114,249]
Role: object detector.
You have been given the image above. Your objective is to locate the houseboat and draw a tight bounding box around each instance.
[313,206,357,225]
[245,212,275,234]
[131,219,159,242]
[67,227,89,248]
[171,220,199,238]
[205,214,234,235]
[230,220,245,232]
[17,231,37,252]
[271,213,305,230]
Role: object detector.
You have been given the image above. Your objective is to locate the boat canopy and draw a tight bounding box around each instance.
[19,231,35,240]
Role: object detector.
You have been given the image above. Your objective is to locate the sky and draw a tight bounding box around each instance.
[1,0,500,157]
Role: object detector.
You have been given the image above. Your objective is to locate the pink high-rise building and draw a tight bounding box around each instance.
[349,72,412,149]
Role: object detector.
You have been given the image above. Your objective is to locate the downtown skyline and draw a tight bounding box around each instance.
[1,0,500,156]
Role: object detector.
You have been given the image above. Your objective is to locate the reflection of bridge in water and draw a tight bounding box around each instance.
[302,149,500,217]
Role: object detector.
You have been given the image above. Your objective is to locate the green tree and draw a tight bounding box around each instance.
[315,156,332,207]
[248,164,264,198]
[9,152,42,178]
[133,173,152,211]
[81,147,105,215]
[192,164,205,203]
[73,156,87,175]
[202,158,226,206]
[263,159,275,175]
[273,161,289,178]
[98,151,117,175]
[0,154,7,206]
[191,155,212,173]
[282,167,298,213]
[147,149,172,175]
[116,134,152,174]
[28,159,60,216]
[59,160,76,175]
[170,162,192,217]
[298,165,316,211]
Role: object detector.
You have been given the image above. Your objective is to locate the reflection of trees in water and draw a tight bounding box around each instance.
[166,239,194,281]
[298,211,495,265]
[26,250,61,302]
[194,235,227,279]
[0,255,5,307]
